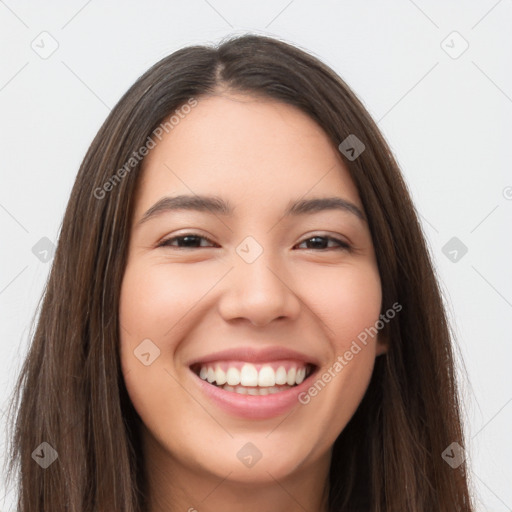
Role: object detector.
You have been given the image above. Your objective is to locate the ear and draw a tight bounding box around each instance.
[375,329,390,356]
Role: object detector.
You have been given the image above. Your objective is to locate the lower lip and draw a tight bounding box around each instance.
[191,369,317,420]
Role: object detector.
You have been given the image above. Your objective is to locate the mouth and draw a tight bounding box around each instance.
[187,346,321,419]
[190,361,317,396]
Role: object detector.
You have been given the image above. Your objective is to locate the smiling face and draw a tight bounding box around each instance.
[119,92,386,499]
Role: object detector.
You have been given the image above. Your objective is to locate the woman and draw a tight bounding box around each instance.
[4,34,474,511]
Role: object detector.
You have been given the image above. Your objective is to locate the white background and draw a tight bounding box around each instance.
[1,1,511,510]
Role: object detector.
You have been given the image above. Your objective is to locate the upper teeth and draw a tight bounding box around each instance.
[198,363,308,387]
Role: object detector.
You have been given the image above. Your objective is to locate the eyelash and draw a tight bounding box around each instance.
[157,233,351,251]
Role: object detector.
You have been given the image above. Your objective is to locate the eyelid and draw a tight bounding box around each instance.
[299,231,352,247]
[156,231,352,251]
[156,232,217,248]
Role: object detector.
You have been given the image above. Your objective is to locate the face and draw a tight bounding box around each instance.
[119,93,386,488]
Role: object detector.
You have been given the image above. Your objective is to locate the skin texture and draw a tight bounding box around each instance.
[119,92,387,512]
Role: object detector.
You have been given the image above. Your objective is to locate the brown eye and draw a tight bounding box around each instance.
[157,234,350,251]
[157,234,217,249]
[295,236,351,251]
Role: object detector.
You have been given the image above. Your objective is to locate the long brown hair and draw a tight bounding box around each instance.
[3,33,474,511]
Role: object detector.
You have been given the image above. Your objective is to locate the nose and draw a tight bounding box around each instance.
[217,251,302,327]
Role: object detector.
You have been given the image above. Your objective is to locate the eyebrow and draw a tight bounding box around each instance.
[137,194,366,226]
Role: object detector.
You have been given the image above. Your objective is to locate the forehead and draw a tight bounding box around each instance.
[135,93,362,215]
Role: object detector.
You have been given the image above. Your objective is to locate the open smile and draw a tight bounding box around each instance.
[190,360,316,395]
[187,347,320,419]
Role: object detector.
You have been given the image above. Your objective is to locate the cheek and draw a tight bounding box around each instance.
[118,261,212,340]
[306,260,382,348]
[118,260,226,407]
[118,262,187,397]
[294,263,382,445]
[118,262,193,436]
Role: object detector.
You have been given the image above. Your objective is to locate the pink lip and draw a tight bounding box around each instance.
[190,367,318,420]
[187,346,320,419]
[187,345,320,367]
